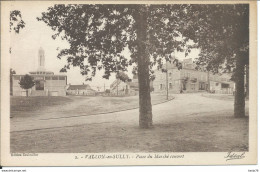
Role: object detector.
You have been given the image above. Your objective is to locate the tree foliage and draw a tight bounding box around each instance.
[10,68,16,76]
[19,74,35,90]
[37,4,192,80]
[10,10,25,34]
[116,71,131,82]
[181,4,249,75]
[181,4,249,117]
[38,4,250,123]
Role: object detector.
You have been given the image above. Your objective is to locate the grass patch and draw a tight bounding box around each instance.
[10,94,172,119]
[62,94,173,117]
[11,112,248,153]
[11,96,72,117]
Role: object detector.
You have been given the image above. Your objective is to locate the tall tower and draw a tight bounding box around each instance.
[38,47,45,71]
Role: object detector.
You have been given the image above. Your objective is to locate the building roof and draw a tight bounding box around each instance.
[67,84,92,90]
[29,71,54,75]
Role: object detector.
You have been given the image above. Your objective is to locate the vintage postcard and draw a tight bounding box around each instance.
[0,0,257,166]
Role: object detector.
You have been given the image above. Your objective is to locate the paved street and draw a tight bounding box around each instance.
[11,93,249,152]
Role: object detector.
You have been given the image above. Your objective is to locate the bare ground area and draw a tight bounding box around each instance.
[11,94,173,119]
[10,93,249,153]
[201,93,235,101]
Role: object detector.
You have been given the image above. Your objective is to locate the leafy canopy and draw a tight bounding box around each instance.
[19,74,35,90]
[181,4,249,74]
[38,4,249,80]
[10,10,25,34]
[116,71,131,82]
[38,4,192,81]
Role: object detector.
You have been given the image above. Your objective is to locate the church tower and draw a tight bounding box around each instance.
[38,47,45,71]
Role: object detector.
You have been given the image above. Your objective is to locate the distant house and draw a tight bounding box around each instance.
[67,84,96,96]
[110,80,130,96]
[209,73,235,94]
[110,78,139,96]
[153,58,235,94]
[109,74,153,96]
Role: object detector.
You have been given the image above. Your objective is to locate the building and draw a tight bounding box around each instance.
[153,58,234,94]
[110,74,140,96]
[67,84,96,96]
[109,74,154,96]
[12,47,67,96]
[110,79,134,96]
[209,73,235,94]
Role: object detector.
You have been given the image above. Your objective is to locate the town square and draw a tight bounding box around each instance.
[2,2,256,167]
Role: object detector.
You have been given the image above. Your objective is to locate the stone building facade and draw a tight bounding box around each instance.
[12,47,67,96]
[153,58,234,94]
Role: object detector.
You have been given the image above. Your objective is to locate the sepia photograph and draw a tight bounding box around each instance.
[1,0,257,166]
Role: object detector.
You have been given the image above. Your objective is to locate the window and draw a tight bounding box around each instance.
[221,83,229,88]
[159,84,163,90]
[45,76,51,80]
[199,82,205,90]
[52,76,58,80]
[59,76,66,80]
[169,72,172,79]
[169,83,172,89]
[216,83,219,86]
[35,80,44,90]
[183,82,186,90]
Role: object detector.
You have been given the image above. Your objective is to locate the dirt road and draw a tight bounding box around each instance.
[11,93,249,152]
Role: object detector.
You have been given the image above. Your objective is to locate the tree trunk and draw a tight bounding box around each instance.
[245,64,249,99]
[26,89,28,97]
[234,53,245,117]
[135,5,153,128]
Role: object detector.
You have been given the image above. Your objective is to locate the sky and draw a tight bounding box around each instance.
[9,2,200,91]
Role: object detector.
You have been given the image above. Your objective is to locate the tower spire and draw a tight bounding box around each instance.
[38,47,45,71]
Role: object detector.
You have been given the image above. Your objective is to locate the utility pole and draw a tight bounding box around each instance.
[207,70,210,92]
[117,79,119,96]
[166,61,168,100]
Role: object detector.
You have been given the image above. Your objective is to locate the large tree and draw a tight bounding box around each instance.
[38,4,249,127]
[181,4,249,117]
[38,4,191,128]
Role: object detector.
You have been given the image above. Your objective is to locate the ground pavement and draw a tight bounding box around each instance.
[10,93,249,152]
